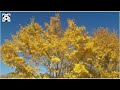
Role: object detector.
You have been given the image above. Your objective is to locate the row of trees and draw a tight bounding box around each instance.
[0,14,119,78]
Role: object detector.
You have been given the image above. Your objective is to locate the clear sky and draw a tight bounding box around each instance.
[0,12,119,75]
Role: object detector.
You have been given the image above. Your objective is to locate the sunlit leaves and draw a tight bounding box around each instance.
[51,56,61,63]
[0,14,119,78]
[73,63,88,74]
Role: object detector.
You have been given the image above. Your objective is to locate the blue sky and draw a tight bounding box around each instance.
[0,12,119,75]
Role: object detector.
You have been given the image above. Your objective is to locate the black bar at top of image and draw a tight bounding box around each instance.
[0,1,120,12]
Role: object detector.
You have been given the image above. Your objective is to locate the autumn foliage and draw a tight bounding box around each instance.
[0,14,119,78]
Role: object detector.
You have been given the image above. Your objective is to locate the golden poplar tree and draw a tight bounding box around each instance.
[0,14,119,78]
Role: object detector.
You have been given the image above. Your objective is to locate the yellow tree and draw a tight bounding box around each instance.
[0,14,119,78]
[0,19,44,78]
[92,28,119,78]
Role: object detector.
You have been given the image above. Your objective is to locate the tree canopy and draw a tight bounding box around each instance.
[0,14,119,78]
